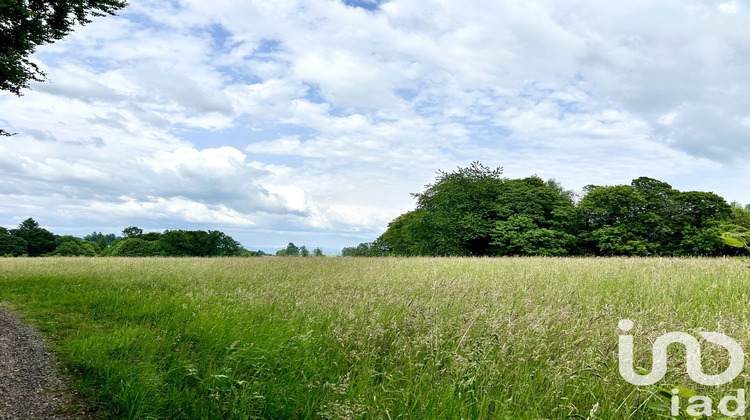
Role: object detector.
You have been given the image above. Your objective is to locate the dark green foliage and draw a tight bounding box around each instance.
[100,230,242,257]
[341,239,390,257]
[675,191,731,228]
[720,230,749,254]
[1,0,127,96]
[156,230,243,257]
[9,218,56,257]
[490,215,577,256]
[276,243,324,256]
[276,242,301,256]
[578,178,732,255]
[348,164,744,257]
[678,227,725,256]
[207,231,244,256]
[0,231,27,256]
[56,235,82,245]
[408,162,506,255]
[46,237,97,257]
[376,163,577,256]
[2,219,243,257]
[83,232,117,245]
[377,210,435,256]
[243,250,267,257]
[84,232,118,252]
[722,203,750,233]
[140,232,161,241]
[585,226,653,256]
[285,242,300,256]
[102,237,155,257]
[122,226,143,238]
[156,230,192,256]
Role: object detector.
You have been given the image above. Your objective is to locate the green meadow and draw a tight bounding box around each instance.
[1,257,749,419]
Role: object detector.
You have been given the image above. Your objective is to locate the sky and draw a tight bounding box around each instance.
[1,0,750,253]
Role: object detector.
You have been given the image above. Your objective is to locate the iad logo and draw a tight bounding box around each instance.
[618,319,747,417]
[618,319,744,386]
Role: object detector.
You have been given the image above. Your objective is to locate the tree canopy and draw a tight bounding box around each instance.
[377,162,578,256]
[1,0,127,135]
[0,219,252,258]
[1,0,127,95]
[9,217,56,256]
[276,242,325,257]
[101,229,244,257]
[344,163,749,257]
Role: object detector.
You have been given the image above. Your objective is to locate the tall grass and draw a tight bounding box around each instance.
[0,257,748,419]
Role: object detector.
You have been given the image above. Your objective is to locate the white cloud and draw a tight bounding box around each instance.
[2,0,750,249]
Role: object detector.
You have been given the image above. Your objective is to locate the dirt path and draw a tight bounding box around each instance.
[0,306,93,419]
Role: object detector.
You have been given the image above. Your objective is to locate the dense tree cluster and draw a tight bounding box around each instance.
[0,220,331,258]
[4,218,56,256]
[276,242,324,257]
[0,219,255,257]
[341,241,389,257]
[343,162,750,257]
[100,228,245,257]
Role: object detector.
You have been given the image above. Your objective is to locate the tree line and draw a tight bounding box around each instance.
[0,220,255,257]
[0,220,330,258]
[275,242,324,257]
[343,162,750,257]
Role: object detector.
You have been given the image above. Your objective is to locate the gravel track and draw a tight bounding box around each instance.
[0,306,94,419]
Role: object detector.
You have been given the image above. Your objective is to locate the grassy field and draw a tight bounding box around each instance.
[0,257,749,419]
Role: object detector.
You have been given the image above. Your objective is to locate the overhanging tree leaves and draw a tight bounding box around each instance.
[1,0,127,94]
[1,0,128,135]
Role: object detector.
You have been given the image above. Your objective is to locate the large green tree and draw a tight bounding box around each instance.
[377,162,507,256]
[0,227,27,256]
[1,0,127,94]
[9,218,55,256]
[122,226,143,238]
[102,229,243,257]
[341,239,390,257]
[378,209,436,256]
[356,165,743,257]
[157,230,243,257]
[377,162,578,256]
[725,202,750,230]
[283,242,300,256]
[101,237,155,257]
[1,0,127,135]
[491,215,577,256]
[46,235,96,256]
[577,178,731,255]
